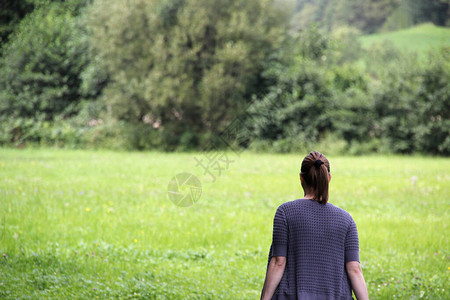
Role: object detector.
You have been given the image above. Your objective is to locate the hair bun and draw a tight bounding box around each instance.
[314,159,324,167]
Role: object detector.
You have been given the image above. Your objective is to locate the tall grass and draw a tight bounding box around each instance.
[0,149,448,299]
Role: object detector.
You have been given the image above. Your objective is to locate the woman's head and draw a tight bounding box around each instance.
[300,151,331,204]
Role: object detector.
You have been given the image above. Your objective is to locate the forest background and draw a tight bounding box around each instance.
[0,0,449,155]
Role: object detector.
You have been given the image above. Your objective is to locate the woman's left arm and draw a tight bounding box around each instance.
[261,256,286,300]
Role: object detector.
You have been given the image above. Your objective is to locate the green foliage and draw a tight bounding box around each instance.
[332,0,400,33]
[245,25,449,156]
[406,0,450,27]
[0,0,35,48]
[292,0,401,33]
[0,1,105,146]
[0,1,448,155]
[245,26,371,153]
[0,0,92,51]
[87,0,289,150]
[366,44,450,155]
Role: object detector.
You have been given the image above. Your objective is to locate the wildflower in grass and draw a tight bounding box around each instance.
[86,207,91,212]
[2,253,6,258]
[134,239,138,243]
[92,252,95,256]
[435,252,438,256]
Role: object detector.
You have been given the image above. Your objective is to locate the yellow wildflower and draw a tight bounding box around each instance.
[86,207,91,212]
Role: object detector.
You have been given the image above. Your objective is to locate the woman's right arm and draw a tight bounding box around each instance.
[346,261,369,300]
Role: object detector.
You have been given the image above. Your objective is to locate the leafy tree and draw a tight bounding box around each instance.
[244,27,338,151]
[87,0,289,150]
[0,0,90,51]
[0,1,101,144]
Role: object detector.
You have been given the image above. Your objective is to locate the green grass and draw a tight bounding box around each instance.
[360,23,450,54]
[0,148,449,299]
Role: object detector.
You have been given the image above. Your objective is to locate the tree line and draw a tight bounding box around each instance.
[291,0,449,33]
[0,0,449,155]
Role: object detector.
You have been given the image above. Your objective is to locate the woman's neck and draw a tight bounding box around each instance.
[303,193,315,200]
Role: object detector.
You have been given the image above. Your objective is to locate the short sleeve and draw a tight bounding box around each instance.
[345,218,360,262]
[271,205,288,257]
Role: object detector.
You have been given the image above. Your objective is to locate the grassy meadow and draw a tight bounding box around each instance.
[359,23,450,55]
[0,148,449,299]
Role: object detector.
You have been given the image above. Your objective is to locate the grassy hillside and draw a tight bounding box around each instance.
[0,148,449,298]
[359,23,450,54]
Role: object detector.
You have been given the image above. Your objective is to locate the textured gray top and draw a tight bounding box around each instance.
[266,199,360,300]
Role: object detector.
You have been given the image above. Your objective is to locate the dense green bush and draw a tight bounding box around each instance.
[367,44,449,155]
[0,1,104,147]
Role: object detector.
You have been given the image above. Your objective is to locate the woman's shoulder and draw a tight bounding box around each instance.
[326,202,355,221]
[279,200,354,219]
[278,198,310,209]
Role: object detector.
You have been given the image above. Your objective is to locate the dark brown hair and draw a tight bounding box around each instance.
[300,151,330,205]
